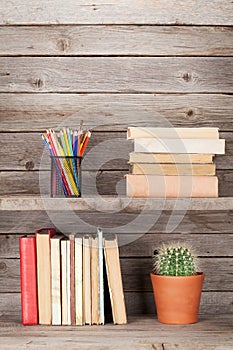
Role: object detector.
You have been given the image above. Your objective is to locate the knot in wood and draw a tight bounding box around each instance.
[187,109,194,117]
[182,72,192,82]
[0,262,6,271]
[30,77,44,89]
[25,160,34,170]
[57,38,71,52]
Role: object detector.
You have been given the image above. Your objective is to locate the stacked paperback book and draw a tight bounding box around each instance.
[126,127,225,198]
[20,228,127,326]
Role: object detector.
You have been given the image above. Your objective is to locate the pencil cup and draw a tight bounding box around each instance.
[50,156,82,198]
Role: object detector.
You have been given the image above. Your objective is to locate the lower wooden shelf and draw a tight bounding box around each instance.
[0,315,232,350]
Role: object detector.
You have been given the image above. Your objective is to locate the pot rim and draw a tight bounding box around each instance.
[150,272,204,278]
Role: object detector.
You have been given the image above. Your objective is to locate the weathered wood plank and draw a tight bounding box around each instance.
[0,0,232,25]
[1,26,233,56]
[121,258,233,292]
[0,292,232,324]
[1,93,233,132]
[0,57,233,93]
[0,293,21,323]
[1,233,233,259]
[1,210,232,235]
[124,292,233,316]
[1,170,233,196]
[0,132,231,171]
[1,258,232,292]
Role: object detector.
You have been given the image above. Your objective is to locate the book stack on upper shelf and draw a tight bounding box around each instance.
[20,228,127,326]
[126,127,225,198]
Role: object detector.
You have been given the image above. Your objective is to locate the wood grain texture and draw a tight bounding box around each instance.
[1,233,233,258]
[1,258,232,292]
[1,170,233,196]
[124,292,233,316]
[0,132,231,171]
[0,57,233,93]
[0,0,232,25]
[1,26,233,56]
[0,293,232,323]
[1,210,233,234]
[1,93,233,132]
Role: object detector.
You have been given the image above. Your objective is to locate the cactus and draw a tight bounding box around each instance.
[153,242,198,276]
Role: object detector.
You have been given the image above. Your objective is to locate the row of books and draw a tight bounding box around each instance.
[126,127,225,198]
[20,228,127,326]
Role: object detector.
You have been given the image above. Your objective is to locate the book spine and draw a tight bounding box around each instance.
[61,240,68,325]
[70,235,76,325]
[51,239,61,325]
[98,229,104,325]
[126,175,218,198]
[67,241,71,325]
[19,236,38,325]
[75,237,83,325]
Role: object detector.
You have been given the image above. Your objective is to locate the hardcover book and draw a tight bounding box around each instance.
[20,235,38,325]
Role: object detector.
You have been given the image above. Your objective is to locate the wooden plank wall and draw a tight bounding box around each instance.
[0,0,233,322]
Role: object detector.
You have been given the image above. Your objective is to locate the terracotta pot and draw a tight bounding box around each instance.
[150,272,204,324]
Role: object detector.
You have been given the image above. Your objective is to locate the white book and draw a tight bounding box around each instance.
[134,138,225,155]
[75,236,83,325]
[97,228,104,325]
[51,235,62,326]
[61,240,68,325]
[83,235,91,325]
[127,127,219,139]
[66,240,71,326]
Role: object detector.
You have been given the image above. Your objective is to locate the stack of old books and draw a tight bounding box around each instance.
[20,228,127,326]
[126,127,225,198]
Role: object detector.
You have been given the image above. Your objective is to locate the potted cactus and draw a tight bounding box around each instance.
[150,242,204,324]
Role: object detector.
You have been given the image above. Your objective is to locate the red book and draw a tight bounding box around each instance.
[20,235,38,325]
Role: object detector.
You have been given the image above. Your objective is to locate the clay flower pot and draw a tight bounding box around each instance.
[150,272,204,324]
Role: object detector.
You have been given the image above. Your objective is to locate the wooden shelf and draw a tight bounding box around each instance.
[0,315,232,350]
[1,196,233,211]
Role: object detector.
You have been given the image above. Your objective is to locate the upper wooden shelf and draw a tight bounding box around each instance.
[0,196,232,212]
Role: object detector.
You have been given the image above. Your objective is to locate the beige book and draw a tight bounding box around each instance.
[51,235,63,326]
[83,235,91,325]
[132,163,216,176]
[134,138,225,154]
[127,127,219,139]
[75,235,83,325]
[104,235,127,325]
[69,235,76,325]
[61,240,68,325]
[126,174,218,198]
[129,152,214,164]
[91,235,99,325]
[67,241,71,325]
[36,229,55,325]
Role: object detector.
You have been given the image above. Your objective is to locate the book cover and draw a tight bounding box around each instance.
[126,174,218,198]
[134,138,225,154]
[51,235,63,326]
[132,163,216,176]
[97,228,105,325]
[36,228,56,325]
[127,127,219,139]
[19,235,38,325]
[129,152,214,164]
[61,239,68,325]
[75,235,83,325]
[104,235,127,325]
[83,235,91,325]
[67,240,71,325]
[69,234,76,325]
[91,235,99,324]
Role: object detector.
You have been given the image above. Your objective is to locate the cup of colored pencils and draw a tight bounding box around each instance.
[41,126,92,197]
